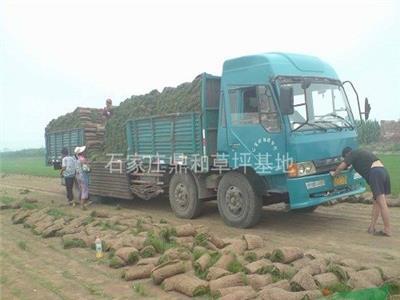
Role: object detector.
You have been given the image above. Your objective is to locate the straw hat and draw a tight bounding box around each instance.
[74,146,86,154]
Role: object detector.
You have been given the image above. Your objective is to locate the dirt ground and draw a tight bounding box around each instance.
[1,174,399,299]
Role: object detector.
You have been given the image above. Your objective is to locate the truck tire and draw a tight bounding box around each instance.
[169,173,203,219]
[217,171,262,228]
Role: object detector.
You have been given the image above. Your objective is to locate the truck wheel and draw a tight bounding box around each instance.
[169,173,203,219]
[217,171,262,228]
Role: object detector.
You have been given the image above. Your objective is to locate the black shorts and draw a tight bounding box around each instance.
[369,167,391,200]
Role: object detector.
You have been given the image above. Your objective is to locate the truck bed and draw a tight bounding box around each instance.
[126,112,203,159]
[45,128,85,165]
[125,73,221,160]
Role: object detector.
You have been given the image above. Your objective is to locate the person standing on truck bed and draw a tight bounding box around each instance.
[60,147,76,206]
[102,98,113,119]
[75,146,91,210]
[331,147,392,236]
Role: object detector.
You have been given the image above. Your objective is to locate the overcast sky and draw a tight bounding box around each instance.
[1,0,399,150]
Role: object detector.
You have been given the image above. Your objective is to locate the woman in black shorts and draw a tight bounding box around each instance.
[331,147,392,236]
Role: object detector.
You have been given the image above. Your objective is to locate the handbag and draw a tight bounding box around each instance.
[82,164,91,173]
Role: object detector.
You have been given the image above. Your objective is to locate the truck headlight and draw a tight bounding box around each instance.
[288,161,316,177]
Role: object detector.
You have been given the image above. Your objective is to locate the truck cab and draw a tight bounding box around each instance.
[215,53,365,222]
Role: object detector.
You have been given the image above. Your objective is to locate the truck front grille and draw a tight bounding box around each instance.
[313,156,343,174]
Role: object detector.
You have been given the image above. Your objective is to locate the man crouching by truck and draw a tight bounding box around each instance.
[331,147,392,236]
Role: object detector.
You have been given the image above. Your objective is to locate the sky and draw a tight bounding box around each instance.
[1,0,399,151]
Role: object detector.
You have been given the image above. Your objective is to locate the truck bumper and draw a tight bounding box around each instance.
[286,170,366,209]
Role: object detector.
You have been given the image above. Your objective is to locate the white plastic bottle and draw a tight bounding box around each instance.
[95,236,103,258]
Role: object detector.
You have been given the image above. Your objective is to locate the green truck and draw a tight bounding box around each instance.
[46,52,371,228]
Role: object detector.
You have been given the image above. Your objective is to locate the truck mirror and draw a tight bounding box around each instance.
[279,86,294,114]
[364,97,371,120]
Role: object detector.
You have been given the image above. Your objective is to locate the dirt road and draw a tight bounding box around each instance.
[1,174,399,299]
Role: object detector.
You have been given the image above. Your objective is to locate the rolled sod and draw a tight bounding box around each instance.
[207,233,226,249]
[115,247,139,265]
[137,257,160,266]
[245,259,273,274]
[290,270,318,291]
[109,256,125,268]
[174,223,196,237]
[263,279,291,291]
[300,258,327,275]
[214,252,236,270]
[209,272,247,294]
[122,264,155,281]
[271,247,303,264]
[313,272,339,288]
[220,289,258,300]
[151,260,186,285]
[195,253,212,272]
[140,245,156,258]
[222,239,248,255]
[11,209,34,224]
[206,267,232,281]
[243,234,264,250]
[258,287,322,300]
[215,286,256,298]
[247,274,273,291]
[162,273,209,297]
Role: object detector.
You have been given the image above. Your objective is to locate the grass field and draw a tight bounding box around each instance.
[379,154,400,196]
[0,156,59,178]
[0,152,398,195]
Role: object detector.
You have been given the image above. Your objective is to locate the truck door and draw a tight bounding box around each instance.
[224,85,286,175]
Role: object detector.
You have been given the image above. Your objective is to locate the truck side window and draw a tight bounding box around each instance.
[229,88,259,125]
[228,85,281,132]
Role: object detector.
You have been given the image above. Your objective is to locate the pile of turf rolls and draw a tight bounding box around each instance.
[45,75,202,156]
[103,75,202,154]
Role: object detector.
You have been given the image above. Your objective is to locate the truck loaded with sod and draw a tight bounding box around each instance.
[45,75,202,159]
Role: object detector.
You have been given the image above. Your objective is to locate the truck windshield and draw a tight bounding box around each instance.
[282,81,354,132]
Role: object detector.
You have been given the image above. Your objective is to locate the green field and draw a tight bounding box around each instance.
[0,151,398,195]
[0,156,59,178]
[378,154,400,196]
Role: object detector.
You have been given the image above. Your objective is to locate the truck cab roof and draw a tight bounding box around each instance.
[222,52,339,82]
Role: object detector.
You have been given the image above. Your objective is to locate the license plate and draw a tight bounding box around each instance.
[333,175,347,186]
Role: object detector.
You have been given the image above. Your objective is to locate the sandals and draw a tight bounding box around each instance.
[373,230,391,237]
[367,227,375,234]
